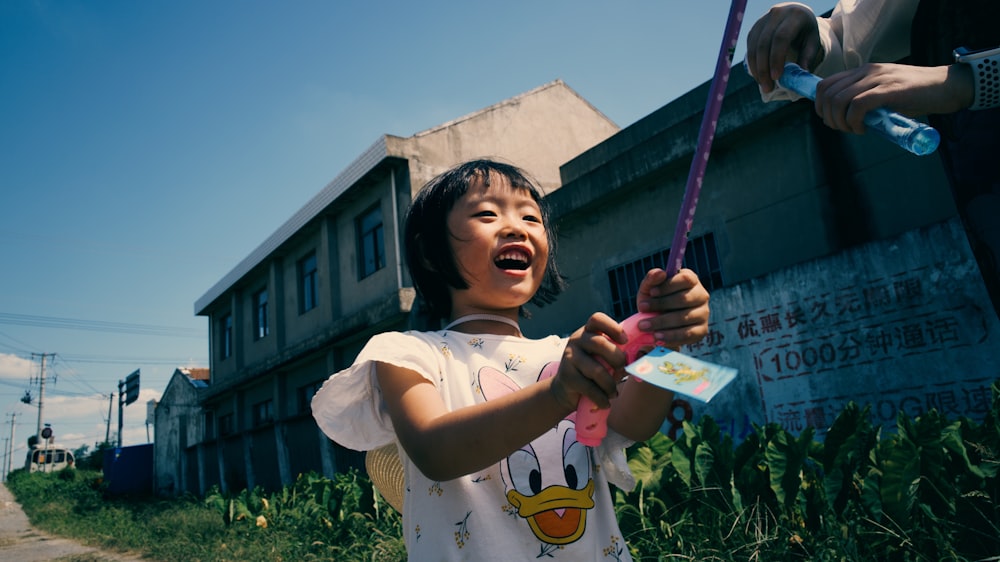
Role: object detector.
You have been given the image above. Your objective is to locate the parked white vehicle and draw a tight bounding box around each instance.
[25,444,75,473]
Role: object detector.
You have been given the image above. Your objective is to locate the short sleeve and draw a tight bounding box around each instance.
[311,331,440,451]
[596,430,637,491]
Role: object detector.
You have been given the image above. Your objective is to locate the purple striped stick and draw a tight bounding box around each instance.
[575,0,748,447]
[666,0,747,276]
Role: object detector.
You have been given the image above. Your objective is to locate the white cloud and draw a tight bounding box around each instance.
[0,353,33,382]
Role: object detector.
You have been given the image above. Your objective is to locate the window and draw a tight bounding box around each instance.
[219,313,233,359]
[252,399,274,427]
[204,411,215,439]
[253,288,269,340]
[298,252,318,313]
[607,233,723,319]
[357,204,385,279]
[218,413,234,436]
[297,380,324,414]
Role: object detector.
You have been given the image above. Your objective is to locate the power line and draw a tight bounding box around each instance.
[57,354,204,365]
[49,355,107,396]
[0,312,205,338]
[0,330,41,355]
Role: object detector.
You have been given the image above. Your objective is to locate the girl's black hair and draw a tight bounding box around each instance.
[403,159,566,321]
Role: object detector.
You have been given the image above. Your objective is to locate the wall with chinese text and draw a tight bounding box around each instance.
[684,218,999,441]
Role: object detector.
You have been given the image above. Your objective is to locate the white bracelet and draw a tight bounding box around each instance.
[954,46,1000,111]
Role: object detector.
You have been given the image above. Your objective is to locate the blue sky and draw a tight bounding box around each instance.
[0,0,836,456]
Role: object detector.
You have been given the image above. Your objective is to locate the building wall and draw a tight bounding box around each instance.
[334,170,406,320]
[401,80,619,195]
[153,373,203,496]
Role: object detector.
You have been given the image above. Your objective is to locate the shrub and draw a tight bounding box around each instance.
[617,380,1000,561]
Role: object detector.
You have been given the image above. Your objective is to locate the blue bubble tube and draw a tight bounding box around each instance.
[777,62,940,156]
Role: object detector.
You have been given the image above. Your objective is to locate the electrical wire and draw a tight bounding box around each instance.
[0,312,205,338]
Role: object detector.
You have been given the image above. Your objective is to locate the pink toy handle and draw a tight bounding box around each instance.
[575,0,747,447]
[575,312,657,447]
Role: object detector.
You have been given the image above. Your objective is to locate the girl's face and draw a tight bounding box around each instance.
[445,175,549,319]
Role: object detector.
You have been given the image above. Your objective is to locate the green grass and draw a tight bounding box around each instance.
[6,468,404,562]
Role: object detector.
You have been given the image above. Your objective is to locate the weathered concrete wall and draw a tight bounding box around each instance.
[401,80,620,195]
[681,218,999,438]
[153,372,204,495]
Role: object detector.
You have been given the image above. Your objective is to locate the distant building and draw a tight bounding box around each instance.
[154,367,208,495]
[157,81,619,495]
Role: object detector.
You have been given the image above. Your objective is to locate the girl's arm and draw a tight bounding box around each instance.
[607,268,710,441]
[376,360,575,481]
[377,314,637,481]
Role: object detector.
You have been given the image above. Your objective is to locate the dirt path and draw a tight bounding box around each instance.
[0,482,146,561]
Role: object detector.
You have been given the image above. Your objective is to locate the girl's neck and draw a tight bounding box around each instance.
[444,313,522,337]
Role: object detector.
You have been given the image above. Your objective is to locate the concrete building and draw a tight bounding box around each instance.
[153,367,208,495]
[163,81,619,495]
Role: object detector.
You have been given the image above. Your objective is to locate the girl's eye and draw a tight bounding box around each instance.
[474,210,497,218]
[524,214,541,223]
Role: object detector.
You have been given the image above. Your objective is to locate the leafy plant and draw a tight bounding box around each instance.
[617,379,1000,561]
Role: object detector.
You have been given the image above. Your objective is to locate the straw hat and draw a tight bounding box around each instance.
[365,443,404,512]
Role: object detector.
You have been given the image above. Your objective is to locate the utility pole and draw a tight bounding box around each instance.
[5,412,16,481]
[30,353,55,445]
[106,392,114,445]
[117,380,124,447]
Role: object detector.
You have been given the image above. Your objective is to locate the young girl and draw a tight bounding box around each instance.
[312,160,710,560]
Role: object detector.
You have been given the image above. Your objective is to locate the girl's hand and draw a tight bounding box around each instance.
[635,268,710,348]
[550,312,628,410]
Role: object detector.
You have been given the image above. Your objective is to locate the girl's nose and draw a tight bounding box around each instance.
[500,217,527,239]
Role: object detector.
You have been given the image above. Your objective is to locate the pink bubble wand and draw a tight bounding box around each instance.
[575,0,748,447]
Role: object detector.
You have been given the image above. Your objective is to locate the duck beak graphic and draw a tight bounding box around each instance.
[506,480,595,544]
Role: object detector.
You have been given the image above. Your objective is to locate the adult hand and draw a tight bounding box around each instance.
[815,62,974,134]
[746,2,823,94]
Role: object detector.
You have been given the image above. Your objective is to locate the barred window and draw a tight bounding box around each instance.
[607,233,722,319]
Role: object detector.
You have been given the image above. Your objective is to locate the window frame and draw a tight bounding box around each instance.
[218,413,234,436]
[219,313,233,360]
[298,252,318,314]
[607,232,723,319]
[252,399,274,427]
[252,287,269,341]
[356,203,385,279]
[297,380,325,414]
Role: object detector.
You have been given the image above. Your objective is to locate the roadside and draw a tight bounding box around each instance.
[0,482,146,561]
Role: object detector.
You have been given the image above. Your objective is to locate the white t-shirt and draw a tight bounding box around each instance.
[312,329,637,561]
